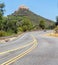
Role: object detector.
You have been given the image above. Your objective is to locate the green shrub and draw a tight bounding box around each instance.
[54,26,58,33]
[0,31,6,36]
[18,27,23,32]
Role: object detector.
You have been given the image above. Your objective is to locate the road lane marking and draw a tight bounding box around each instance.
[0,34,35,55]
[1,34,38,65]
[0,34,36,55]
[1,40,37,65]
[0,41,34,55]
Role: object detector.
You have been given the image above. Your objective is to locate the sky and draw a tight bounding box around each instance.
[1,0,58,21]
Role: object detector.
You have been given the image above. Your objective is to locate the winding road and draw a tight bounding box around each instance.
[0,31,58,65]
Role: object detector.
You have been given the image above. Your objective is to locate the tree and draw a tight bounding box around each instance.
[20,17,33,32]
[39,20,45,29]
[55,16,58,26]
[0,3,5,30]
[6,20,18,34]
[0,3,5,15]
[54,26,58,33]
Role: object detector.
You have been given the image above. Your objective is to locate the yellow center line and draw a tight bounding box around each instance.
[0,41,34,55]
[0,34,35,55]
[1,34,38,65]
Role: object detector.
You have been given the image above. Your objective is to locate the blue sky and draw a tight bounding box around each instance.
[1,0,57,21]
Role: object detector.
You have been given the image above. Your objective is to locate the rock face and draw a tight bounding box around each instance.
[19,5,29,10]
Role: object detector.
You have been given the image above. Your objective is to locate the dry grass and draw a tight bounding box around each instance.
[46,33,58,37]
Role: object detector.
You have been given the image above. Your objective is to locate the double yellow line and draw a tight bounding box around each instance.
[0,34,32,55]
[1,34,38,65]
[0,41,34,55]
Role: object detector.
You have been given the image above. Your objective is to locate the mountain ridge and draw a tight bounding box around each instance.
[8,6,55,29]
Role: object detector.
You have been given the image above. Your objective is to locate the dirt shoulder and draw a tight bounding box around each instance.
[45,33,58,37]
[0,33,23,43]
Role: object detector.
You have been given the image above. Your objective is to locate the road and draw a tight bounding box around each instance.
[0,31,58,65]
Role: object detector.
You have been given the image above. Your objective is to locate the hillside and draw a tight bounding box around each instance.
[0,5,55,37]
[8,5,55,29]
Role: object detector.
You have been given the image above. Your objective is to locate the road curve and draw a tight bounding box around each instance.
[0,31,58,65]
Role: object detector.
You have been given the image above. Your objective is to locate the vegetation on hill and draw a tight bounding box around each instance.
[11,8,55,29]
[55,16,58,26]
[0,3,55,37]
[54,26,58,33]
[54,16,58,33]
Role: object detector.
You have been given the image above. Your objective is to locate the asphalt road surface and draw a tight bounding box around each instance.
[0,31,58,65]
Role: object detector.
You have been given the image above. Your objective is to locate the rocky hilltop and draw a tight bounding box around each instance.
[8,5,55,29]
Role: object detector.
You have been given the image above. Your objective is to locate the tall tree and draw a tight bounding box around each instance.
[56,16,58,26]
[0,3,5,30]
[0,3,5,15]
[39,20,45,29]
